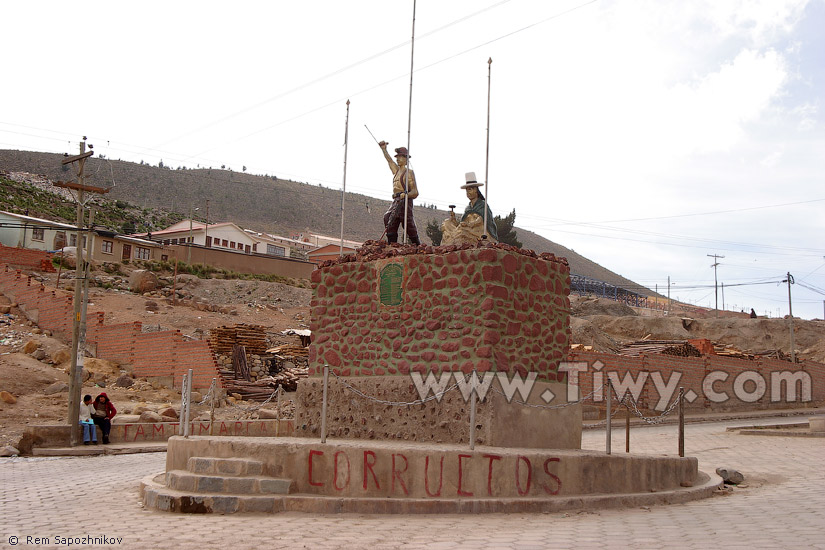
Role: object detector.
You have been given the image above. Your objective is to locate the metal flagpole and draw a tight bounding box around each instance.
[483,57,492,240]
[340,100,350,257]
[402,0,417,244]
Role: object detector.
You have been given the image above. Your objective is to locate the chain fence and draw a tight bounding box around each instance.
[317,366,687,455]
[329,369,460,406]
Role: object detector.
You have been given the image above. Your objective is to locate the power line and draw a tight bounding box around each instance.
[152,0,515,150]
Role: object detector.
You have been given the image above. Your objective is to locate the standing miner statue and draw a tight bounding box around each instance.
[378,140,421,245]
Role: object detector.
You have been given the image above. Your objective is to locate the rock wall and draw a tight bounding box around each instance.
[309,244,571,381]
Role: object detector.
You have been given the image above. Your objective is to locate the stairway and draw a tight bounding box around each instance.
[143,456,295,514]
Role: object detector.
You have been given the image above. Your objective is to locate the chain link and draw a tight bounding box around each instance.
[487,382,607,410]
[623,393,681,425]
[194,382,215,406]
[329,370,460,406]
[587,396,629,427]
[227,386,282,417]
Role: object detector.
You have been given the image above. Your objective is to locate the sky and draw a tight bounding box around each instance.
[3,0,825,320]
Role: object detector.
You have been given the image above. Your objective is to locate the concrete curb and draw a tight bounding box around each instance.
[140,471,722,515]
[582,407,825,430]
[32,443,167,457]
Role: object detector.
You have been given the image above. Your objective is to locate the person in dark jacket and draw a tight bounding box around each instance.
[92,393,117,444]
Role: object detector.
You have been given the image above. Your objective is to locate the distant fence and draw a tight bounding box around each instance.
[0,244,55,272]
[567,350,824,413]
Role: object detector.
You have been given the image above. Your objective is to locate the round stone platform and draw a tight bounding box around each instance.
[140,436,721,514]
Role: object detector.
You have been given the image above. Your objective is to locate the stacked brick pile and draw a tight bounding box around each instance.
[309,242,571,381]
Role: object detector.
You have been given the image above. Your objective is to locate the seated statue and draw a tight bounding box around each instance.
[441,172,498,245]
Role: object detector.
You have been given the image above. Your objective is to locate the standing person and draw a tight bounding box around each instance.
[378,141,421,245]
[92,393,116,444]
[79,394,97,445]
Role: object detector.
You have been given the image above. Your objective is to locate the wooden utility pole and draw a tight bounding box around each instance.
[784,272,796,363]
[55,138,109,446]
[707,254,724,317]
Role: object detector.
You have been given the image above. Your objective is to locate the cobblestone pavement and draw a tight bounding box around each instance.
[1,416,823,550]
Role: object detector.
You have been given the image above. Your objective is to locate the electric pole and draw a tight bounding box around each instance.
[784,272,796,363]
[667,276,671,315]
[55,138,109,446]
[708,254,724,318]
[721,282,725,311]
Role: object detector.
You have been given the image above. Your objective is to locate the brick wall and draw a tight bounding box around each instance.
[309,245,571,381]
[568,350,824,412]
[0,264,220,389]
[0,244,55,271]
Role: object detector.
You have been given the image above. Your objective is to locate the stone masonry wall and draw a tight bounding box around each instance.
[309,244,571,381]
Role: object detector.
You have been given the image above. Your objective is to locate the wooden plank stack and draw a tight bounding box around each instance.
[208,324,268,356]
[618,340,689,357]
[221,365,309,398]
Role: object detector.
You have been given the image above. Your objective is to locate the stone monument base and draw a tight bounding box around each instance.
[293,376,582,449]
[140,436,720,514]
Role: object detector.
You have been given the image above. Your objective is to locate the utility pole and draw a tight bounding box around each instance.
[667,276,671,315]
[187,206,199,264]
[707,254,724,318]
[784,272,796,363]
[204,199,210,248]
[55,138,109,446]
[721,282,725,311]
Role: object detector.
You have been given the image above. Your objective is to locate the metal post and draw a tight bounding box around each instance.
[678,387,685,457]
[625,407,630,453]
[469,369,477,450]
[172,258,178,306]
[183,368,193,438]
[483,57,492,240]
[321,365,329,443]
[401,0,417,244]
[276,383,282,437]
[209,377,216,436]
[605,378,612,455]
[340,100,350,257]
[178,373,188,436]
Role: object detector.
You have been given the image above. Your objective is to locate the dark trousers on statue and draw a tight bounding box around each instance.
[384,198,420,245]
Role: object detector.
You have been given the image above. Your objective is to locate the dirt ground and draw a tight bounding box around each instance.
[0,266,822,452]
[0,265,312,451]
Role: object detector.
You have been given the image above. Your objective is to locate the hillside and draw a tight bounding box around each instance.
[0,149,647,293]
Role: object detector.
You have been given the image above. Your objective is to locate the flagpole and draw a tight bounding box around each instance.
[340,100,350,257]
[402,0,417,244]
[483,57,492,241]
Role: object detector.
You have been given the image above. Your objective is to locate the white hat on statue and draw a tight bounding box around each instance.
[460,172,482,189]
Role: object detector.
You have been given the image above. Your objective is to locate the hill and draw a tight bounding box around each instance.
[0,149,648,293]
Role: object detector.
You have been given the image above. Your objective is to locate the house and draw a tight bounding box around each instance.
[307,243,358,265]
[291,231,362,250]
[0,210,162,263]
[91,230,164,263]
[137,220,290,257]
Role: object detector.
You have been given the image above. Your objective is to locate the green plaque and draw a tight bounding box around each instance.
[379,263,404,306]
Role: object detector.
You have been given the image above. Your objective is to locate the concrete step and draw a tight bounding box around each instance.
[142,482,286,514]
[167,470,294,495]
[141,471,723,515]
[186,456,263,476]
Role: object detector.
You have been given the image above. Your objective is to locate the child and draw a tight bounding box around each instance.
[79,394,97,445]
